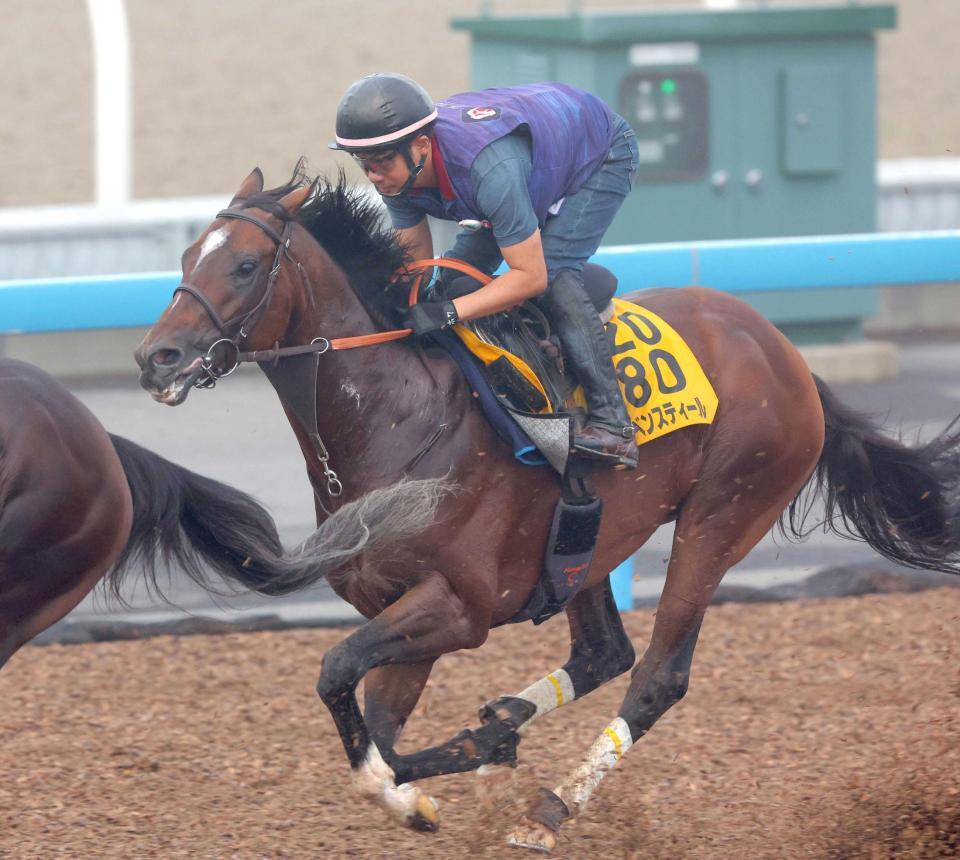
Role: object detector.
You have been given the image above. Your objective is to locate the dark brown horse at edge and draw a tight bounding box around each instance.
[134,166,960,853]
[0,358,436,672]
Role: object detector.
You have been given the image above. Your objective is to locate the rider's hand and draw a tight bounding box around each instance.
[402,300,460,336]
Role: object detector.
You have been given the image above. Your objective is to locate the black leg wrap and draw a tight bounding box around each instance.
[391,707,528,784]
[561,576,636,693]
[478,695,537,731]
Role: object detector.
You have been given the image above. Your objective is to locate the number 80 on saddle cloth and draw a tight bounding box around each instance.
[603,298,718,444]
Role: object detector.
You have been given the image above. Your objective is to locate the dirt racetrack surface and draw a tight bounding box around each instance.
[1,589,958,859]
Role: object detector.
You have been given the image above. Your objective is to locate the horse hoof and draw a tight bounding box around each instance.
[408,793,440,833]
[505,818,557,854]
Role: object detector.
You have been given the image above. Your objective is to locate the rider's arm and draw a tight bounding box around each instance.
[449,134,547,322]
[452,230,546,320]
[395,219,434,263]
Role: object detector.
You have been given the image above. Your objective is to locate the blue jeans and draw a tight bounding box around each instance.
[442,116,639,284]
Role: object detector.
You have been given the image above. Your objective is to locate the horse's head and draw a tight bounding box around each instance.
[135,168,315,405]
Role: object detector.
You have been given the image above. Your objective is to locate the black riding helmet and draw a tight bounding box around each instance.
[329,73,437,196]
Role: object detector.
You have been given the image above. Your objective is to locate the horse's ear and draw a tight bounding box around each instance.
[277,181,316,217]
[229,168,265,206]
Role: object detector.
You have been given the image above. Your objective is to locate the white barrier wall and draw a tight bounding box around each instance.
[868,159,960,335]
[0,196,227,280]
[0,193,457,281]
[877,159,960,232]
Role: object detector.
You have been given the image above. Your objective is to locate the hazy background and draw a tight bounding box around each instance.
[1,0,956,207]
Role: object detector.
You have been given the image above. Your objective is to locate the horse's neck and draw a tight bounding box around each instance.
[280,245,455,497]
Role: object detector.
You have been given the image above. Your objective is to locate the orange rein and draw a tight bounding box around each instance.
[325,257,494,351]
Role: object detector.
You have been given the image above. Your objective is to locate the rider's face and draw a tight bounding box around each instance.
[352,135,430,195]
[353,149,408,195]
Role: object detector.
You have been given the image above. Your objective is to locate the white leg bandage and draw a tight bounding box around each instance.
[555,716,633,815]
[516,668,576,731]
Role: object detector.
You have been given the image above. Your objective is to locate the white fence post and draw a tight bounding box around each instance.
[85,0,132,206]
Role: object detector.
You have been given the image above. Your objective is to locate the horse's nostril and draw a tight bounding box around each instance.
[150,348,183,369]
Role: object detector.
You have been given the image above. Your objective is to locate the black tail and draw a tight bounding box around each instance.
[106,434,452,603]
[782,376,960,575]
[107,434,300,600]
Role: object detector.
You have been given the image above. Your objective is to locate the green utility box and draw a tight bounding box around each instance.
[452,4,898,343]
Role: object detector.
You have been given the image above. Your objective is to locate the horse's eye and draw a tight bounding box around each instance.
[236,260,258,277]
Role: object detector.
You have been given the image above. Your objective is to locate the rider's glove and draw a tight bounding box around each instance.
[402,300,460,336]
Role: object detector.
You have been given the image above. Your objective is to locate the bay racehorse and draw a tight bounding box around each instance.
[0,357,443,674]
[135,166,960,852]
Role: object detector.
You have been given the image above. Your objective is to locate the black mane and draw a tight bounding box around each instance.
[240,162,415,331]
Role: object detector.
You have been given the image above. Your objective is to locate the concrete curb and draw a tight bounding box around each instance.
[798,340,898,384]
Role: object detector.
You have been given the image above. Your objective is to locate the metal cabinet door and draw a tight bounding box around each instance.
[732,40,876,238]
[605,50,739,245]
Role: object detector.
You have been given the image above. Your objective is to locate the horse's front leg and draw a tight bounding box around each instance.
[316,571,487,833]
[472,576,636,800]
[363,661,435,756]
[377,577,637,790]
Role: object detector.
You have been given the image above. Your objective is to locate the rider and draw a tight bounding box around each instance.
[329,73,640,469]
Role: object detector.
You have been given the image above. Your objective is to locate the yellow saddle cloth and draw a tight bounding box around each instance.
[453,297,718,446]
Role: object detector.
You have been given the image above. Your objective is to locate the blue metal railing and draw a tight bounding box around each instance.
[1,230,957,335]
[595,230,960,293]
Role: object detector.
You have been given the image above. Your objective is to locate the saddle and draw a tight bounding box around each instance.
[436,262,618,420]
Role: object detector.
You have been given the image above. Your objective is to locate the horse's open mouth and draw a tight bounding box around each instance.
[152,356,204,405]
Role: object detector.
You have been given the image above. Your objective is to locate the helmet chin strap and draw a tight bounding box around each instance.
[381,142,427,198]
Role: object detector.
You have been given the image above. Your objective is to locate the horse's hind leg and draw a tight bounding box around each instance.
[0,628,23,673]
[0,553,103,675]
[508,585,705,852]
[473,577,635,795]
[509,477,813,851]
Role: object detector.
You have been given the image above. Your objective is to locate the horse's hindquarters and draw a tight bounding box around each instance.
[0,361,133,653]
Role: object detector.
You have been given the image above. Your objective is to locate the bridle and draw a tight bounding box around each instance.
[170,205,492,508]
[174,208,414,389]
[173,207,410,505]
[174,206,494,386]
[174,210,291,351]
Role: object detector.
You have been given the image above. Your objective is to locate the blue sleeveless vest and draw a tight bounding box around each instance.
[402,83,616,226]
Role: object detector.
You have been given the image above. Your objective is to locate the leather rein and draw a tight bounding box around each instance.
[176,206,492,385]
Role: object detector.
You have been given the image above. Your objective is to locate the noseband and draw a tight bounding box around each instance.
[172,209,300,386]
[174,207,419,387]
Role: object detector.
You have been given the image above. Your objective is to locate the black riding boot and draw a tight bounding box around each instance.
[538,270,638,469]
